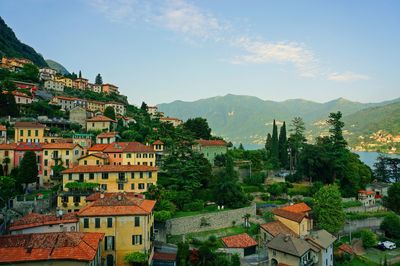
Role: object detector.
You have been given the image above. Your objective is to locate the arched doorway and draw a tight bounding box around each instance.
[106,254,114,266]
[271,258,278,266]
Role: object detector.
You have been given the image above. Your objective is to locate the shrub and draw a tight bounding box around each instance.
[263,211,274,222]
[154,211,172,222]
[380,213,400,239]
[342,200,362,208]
[243,173,265,186]
[360,229,377,248]
[183,200,204,211]
[124,252,148,265]
[267,182,288,197]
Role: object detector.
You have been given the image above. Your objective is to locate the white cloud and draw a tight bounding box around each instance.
[327,72,370,82]
[231,37,319,77]
[88,0,139,22]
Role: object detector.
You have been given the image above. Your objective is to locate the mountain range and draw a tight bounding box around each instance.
[158,94,400,147]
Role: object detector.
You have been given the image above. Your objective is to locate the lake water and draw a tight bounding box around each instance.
[354,151,400,169]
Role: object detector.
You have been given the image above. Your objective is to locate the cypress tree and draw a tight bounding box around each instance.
[95,74,103,85]
[265,133,272,158]
[278,121,288,168]
[18,151,39,191]
[271,120,279,167]
[78,70,82,78]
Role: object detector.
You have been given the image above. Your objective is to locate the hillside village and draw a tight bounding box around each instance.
[0,12,400,266]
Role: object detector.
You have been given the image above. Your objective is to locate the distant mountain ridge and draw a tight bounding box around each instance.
[0,16,48,67]
[46,59,70,75]
[158,94,400,146]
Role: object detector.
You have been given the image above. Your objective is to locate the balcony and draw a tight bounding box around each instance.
[116,177,128,183]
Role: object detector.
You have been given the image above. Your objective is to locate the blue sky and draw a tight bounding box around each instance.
[1,0,399,105]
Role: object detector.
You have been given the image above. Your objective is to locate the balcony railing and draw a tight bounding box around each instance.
[116,178,128,183]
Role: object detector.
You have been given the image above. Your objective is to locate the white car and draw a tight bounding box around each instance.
[378,241,397,250]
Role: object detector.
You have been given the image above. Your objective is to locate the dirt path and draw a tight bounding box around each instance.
[352,239,365,255]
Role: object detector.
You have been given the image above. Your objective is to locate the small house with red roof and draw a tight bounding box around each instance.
[221,233,258,257]
[271,203,313,237]
[0,232,104,265]
[193,139,228,164]
[86,115,116,132]
[9,212,79,235]
[358,190,376,207]
[96,131,120,144]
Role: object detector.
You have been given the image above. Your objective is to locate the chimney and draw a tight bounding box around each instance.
[284,235,290,242]
[117,194,122,201]
[100,192,105,199]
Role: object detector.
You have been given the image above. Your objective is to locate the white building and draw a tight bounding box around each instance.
[105,102,126,115]
[39,67,57,80]
[44,80,65,92]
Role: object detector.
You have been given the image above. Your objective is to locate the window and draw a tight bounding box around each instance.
[102,173,109,179]
[95,218,100,228]
[27,130,31,137]
[107,218,112,228]
[134,216,140,227]
[140,172,143,179]
[105,236,115,251]
[136,153,141,158]
[119,154,122,158]
[127,153,131,158]
[4,151,8,156]
[89,173,94,180]
[118,172,125,180]
[131,184,135,190]
[44,159,48,166]
[101,184,108,191]
[148,172,152,178]
[132,235,142,245]
[272,250,276,256]
[66,159,70,166]
[139,183,145,190]
[20,130,23,136]
[44,170,48,176]
[83,218,89,228]
[150,162,153,166]
[73,196,80,203]
[35,130,38,137]
[44,151,48,156]
[96,160,99,165]
[113,154,116,158]
[84,160,87,165]
[66,151,69,156]
[62,196,68,203]
[68,173,73,180]
[149,154,154,158]
[118,183,124,190]
[78,173,84,182]
[143,153,148,158]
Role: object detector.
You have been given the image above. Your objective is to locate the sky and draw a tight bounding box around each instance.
[1,0,399,105]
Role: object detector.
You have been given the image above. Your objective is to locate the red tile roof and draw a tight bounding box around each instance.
[221,233,257,248]
[9,213,78,231]
[281,203,311,214]
[78,193,156,217]
[14,121,46,128]
[103,142,130,153]
[97,131,119,138]
[260,221,297,237]
[78,153,109,160]
[153,140,164,145]
[125,142,155,152]
[0,125,6,131]
[338,243,354,255]
[62,164,158,174]
[153,252,177,261]
[196,139,227,147]
[42,143,80,149]
[0,143,17,150]
[272,208,306,223]
[358,190,375,195]
[86,115,116,122]
[0,232,104,263]
[15,142,43,151]
[88,144,109,152]
[85,192,145,202]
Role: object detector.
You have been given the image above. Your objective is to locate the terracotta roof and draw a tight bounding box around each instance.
[78,193,156,217]
[153,252,177,261]
[338,243,354,255]
[272,209,306,223]
[9,213,78,231]
[0,125,6,131]
[62,164,158,174]
[102,83,118,87]
[97,132,119,138]
[281,203,311,214]
[0,232,104,263]
[125,142,155,152]
[260,221,297,237]
[88,144,109,152]
[153,140,164,145]
[42,143,80,149]
[14,121,45,128]
[3,90,32,98]
[103,142,130,153]
[358,190,375,195]
[86,115,116,122]
[221,233,257,248]
[278,263,290,266]
[54,96,81,101]
[78,153,109,160]
[0,143,17,150]
[15,142,43,151]
[196,139,227,147]
[86,192,145,202]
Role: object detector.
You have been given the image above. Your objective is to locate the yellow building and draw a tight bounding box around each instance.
[55,76,73,87]
[271,203,313,237]
[73,78,89,90]
[42,143,84,185]
[0,143,17,175]
[1,57,32,71]
[86,115,116,132]
[77,193,155,266]
[14,121,46,143]
[87,100,105,112]
[78,153,109,166]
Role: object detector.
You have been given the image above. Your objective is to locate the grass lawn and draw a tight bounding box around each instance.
[362,248,400,264]
[336,256,379,266]
[346,211,392,220]
[172,205,231,218]
[17,189,53,201]
[288,182,311,196]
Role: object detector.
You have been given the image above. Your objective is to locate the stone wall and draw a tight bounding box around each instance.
[166,204,256,235]
[340,217,384,234]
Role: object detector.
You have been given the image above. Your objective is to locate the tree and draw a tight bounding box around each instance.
[380,213,400,239]
[104,106,116,120]
[183,117,212,140]
[374,155,391,182]
[383,182,400,214]
[327,111,347,182]
[0,87,19,117]
[95,73,103,85]
[288,117,306,169]
[17,151,39,191]
[231,254,241,266]
[124,252,148,266]
[278,121,288,168]
[0,176,16,207]
[140,102,148,111]
[51,159,66,182]
[177,242,190,266]
[270,119,279,167]
[15,63,39,82]
[265,133,272,158]
[0,165,3,176]
[2,157,11,175]
[313,185,345,234]
[78,70,82,78]
[360,229,377,248]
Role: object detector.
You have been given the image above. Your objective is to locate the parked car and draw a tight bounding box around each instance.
[377,241,397,250]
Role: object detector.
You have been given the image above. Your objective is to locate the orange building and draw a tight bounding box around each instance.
[102,83,119,94]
